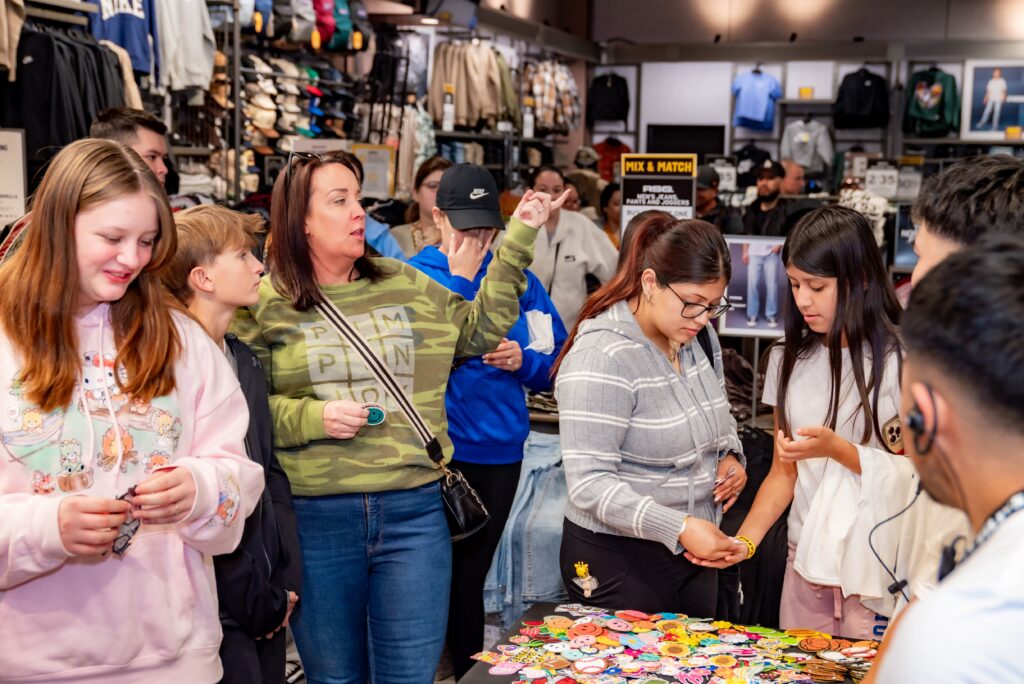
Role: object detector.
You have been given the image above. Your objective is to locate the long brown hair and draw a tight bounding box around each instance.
[551,211,730,376]
[0,138,181,412]
[268,150,385,311]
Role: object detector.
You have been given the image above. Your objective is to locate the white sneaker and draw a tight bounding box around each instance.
[747,318,757,327]
[768,318,778,328]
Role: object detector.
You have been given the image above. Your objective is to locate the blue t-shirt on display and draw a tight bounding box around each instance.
[732,71,782,131]
[90,0,160,76]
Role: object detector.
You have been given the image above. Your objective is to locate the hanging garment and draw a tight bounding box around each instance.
[834,68,890,129]
[735,143,771,189]
[0,24,127,190]
[100,40,143,108]
[732,70,782,131]
[903,68,960,138]
[312,0,335,45]
[780,119,834,173]
[594,138,630,183]
[154,0,215,92]
[587,72,629,126]
[495,50,520,128]
[88,0,159,77]
[1,0,26,81]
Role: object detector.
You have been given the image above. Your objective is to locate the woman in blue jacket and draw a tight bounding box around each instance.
[409,183,567,680]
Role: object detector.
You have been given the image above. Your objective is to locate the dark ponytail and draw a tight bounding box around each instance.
[551,211,731,376]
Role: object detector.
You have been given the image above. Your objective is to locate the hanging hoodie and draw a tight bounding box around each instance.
[408,247,567,464]
[903,68,960,138]
[0,305,264,683]
[154,0,215,91]
[587,72,629,126]
[88,0,159,77]
[834,68,890,129]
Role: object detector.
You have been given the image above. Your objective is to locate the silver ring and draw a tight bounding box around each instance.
[507,358,512,366]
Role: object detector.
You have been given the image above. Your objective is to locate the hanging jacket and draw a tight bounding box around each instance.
[587,72,629,126]
[88,0,159,77]
[154,0,215,91]
[833,68,890,129]
[215,336,302,638]
[903,68,960,138]
[408,247,567,464]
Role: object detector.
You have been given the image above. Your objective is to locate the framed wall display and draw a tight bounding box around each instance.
[718,235,787,339]
[0,129,27,225]
[352,143,395,199]
[961,60,1024,141]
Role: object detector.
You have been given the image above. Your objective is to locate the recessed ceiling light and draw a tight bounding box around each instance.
[421,17,440,25]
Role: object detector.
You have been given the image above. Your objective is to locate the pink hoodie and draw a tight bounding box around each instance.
[0,305,264,682]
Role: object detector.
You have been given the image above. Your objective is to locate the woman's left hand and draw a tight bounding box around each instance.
[131,467,198,525]
[713,453,747,513]
[482,338,522,373]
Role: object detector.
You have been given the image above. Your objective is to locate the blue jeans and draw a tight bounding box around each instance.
[746,252,779,322]
[290,482,452,684]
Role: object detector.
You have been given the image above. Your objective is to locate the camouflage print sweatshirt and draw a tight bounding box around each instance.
[231,218,536,496]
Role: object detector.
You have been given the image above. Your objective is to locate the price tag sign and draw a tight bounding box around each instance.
[896,167,923,200]
[442,84,455,132]
[865,167,898,199]
[0,129,26,225]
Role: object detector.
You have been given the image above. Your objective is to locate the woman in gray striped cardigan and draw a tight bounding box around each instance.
[553,212,748,616]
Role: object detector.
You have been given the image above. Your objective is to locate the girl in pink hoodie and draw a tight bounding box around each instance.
[0,138,264,683]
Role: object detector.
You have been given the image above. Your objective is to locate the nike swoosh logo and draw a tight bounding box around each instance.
[469,190,489,200]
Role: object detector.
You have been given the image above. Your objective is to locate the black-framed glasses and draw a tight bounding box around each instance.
[665,284,732,319]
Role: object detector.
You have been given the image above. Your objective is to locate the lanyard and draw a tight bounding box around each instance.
[963,490,1024,564]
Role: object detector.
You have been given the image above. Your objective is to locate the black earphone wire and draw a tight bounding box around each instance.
[868,485,922,603]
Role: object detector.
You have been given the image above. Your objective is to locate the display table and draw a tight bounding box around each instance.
[463,602,872,683]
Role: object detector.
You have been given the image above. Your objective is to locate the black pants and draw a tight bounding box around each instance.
[447,459,522,681]
[219,622,288,684]
[559,519,718,617]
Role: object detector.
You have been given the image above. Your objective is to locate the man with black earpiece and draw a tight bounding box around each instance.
[869,235,1024,682]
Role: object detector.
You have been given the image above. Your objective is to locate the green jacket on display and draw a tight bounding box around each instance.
[903,68,960,137]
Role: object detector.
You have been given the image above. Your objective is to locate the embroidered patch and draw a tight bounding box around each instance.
[883,415,904,454]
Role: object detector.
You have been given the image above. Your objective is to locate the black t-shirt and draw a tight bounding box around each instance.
[742,199,790,237]
[700,201,744,235]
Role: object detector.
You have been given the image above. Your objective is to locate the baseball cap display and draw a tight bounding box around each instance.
[696,165,720,189]
[436,165,505,231]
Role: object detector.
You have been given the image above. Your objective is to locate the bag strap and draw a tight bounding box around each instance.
[313,296,445,465]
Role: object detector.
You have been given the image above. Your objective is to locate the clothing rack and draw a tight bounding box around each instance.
[24,0,98,27]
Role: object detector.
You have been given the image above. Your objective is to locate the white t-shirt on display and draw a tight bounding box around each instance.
[987,77,1008,101]
[874,512,1024,683]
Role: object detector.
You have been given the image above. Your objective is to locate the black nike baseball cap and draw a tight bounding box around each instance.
[435,164,504,231]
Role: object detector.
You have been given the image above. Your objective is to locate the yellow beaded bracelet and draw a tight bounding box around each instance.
[734,535,756,560]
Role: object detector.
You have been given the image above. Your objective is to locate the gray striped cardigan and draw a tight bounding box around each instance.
[555,300,745,553]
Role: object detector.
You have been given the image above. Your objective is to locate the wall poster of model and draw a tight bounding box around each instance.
[718,235,787,339]
[961,59,1024,140]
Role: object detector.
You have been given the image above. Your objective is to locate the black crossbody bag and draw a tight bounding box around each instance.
[314,296,490,542]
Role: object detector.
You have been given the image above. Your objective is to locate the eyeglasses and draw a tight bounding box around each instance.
[665,284,732,320]
[283,151,323,196]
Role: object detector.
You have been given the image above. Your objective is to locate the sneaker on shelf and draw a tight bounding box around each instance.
[767,318,778,328]
[747,318,758,327]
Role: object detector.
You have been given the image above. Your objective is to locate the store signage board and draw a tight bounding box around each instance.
[0,129,26,225]
[620,153,697,225]
[352,144,395,198]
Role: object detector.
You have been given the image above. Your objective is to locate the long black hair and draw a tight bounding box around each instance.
[774,205,903,446]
